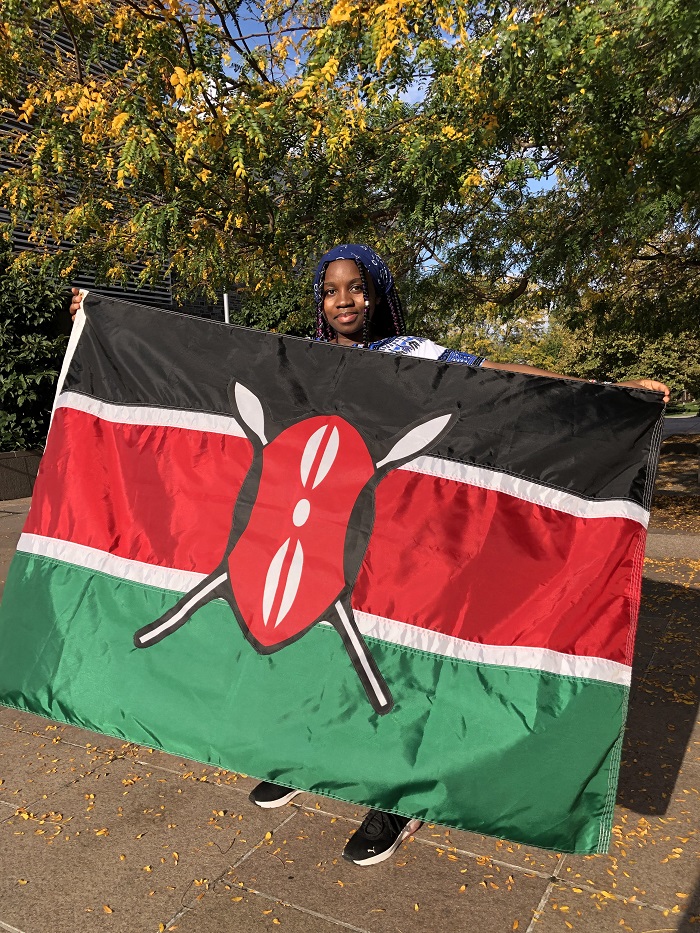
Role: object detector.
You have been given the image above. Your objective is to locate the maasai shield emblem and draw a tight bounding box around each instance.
[134,382,457,714]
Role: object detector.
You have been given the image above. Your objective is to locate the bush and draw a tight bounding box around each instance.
[0,249,70,451]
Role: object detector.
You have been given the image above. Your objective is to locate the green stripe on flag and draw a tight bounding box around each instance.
[0,552,626,853]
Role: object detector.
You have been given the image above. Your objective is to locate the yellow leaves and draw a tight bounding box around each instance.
[18,99,35,122]
[17,879,28,885]
[461,170,482,189]
[170,66,188,88]
[321,57,340,81]
[328,0,356,25]
[111,112,130,134]
[102,905,113,914]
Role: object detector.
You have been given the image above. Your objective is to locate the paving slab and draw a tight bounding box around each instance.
[0,727,113,810]
[558,783,700,912]
[0,496,32,515]
[228,807,549,933]
[0,756,292,933]
[0,705,140,756]
[132,748,264,802]
[532,882,677,933]
[263,791,562,878]
[646,534,700,560]
[175,886,365,933]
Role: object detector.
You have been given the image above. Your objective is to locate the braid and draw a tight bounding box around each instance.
[355,260,372,348]
[385,286,406,337]
[314,261,334,342]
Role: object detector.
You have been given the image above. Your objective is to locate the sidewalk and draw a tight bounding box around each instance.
[1,498,698,933]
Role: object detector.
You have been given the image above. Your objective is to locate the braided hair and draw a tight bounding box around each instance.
[314,256,407,346]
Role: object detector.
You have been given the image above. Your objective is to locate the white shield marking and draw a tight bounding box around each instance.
[275,540,304,628]
[262,537,290,625]
[312,425,340,488]
[234,383,268,445]
[376,414,453,469]
[300,425,327,487]
[292,498,311,527]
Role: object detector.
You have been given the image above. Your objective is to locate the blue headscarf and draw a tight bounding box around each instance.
[312,244,395,307]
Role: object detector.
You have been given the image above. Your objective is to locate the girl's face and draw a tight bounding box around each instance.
[322,259,376,345]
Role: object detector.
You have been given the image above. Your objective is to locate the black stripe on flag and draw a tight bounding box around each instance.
[63,295,664,503]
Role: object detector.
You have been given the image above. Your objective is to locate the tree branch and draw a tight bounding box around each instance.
[55,0,84,85]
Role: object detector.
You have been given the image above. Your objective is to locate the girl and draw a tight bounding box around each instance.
[245,243,669,867]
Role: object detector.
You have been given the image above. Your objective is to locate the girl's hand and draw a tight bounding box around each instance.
[617,379,670,402]
[69,287,85,321]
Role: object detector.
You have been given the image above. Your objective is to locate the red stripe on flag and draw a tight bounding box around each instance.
[26,408,642,664]
[27,408,251,573]
[357,471,642,665]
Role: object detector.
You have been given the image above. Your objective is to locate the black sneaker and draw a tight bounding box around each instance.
[248,781,302,809]
[342,809,422,866]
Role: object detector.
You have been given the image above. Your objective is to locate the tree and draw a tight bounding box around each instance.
[0,0,697,337]
[0,241,69,449]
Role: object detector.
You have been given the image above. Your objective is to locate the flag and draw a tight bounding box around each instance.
[0,295,664,853]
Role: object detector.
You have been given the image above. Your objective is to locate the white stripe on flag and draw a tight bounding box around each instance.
[403,456,650,526]
[17,533,632,686]
[55,391,247,439]
[53,392,649,527]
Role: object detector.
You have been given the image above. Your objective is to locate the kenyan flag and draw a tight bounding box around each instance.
[0,295,664,853]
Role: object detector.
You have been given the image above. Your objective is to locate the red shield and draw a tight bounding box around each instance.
[227,415,375,650]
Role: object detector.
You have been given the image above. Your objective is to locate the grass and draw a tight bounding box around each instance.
[666,401,699,416]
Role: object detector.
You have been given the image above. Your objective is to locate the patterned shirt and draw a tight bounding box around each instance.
[369,336,485,366]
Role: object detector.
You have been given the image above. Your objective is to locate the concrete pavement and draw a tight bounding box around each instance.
[0,498,699,933]
[663,415,700,438]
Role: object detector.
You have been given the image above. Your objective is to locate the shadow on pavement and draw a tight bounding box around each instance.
[680,877,700,932]
[617,576,699,816]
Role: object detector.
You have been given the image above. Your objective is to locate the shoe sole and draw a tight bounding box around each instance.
[248,788,303,809]
[342,819,423,866]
